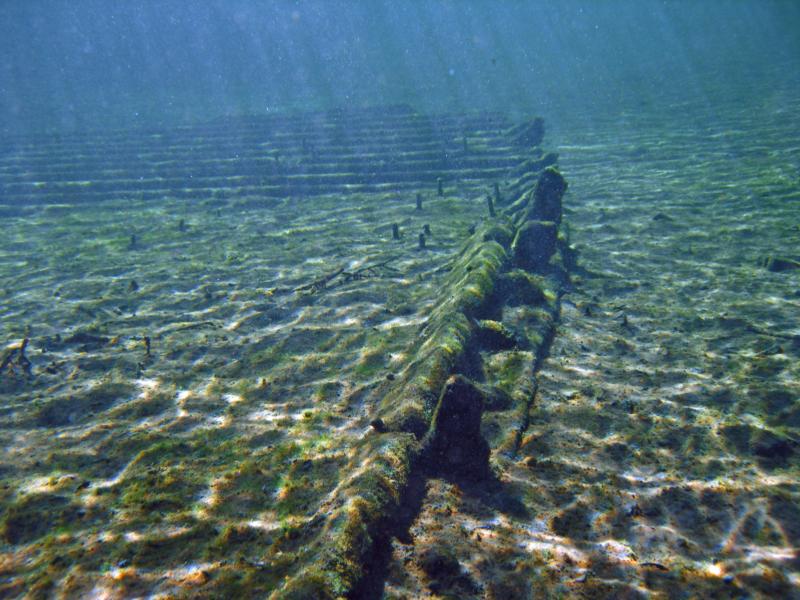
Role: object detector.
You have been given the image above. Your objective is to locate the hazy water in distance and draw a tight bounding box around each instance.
[1,1,799,136]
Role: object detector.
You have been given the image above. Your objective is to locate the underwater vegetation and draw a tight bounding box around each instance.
[379,88,800,597]
[0,106,572,597]
[1,84,799,596]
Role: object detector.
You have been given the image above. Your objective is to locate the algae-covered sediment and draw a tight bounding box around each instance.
[381,92,800,597]
[2,92,799,598]
[0,108,560,597]
[0,190,500,597]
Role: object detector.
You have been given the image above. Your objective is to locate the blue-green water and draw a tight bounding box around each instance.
[2,1,799,134]
[1,2,799,598]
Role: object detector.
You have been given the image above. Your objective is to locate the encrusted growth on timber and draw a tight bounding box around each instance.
[280,115,572,598]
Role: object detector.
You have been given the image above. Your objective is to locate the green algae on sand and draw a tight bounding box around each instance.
[0,108,565,597]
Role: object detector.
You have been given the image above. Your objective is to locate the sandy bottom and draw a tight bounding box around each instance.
[0,182,495,596]
[0,92,798,598]
[383,97,800,597]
